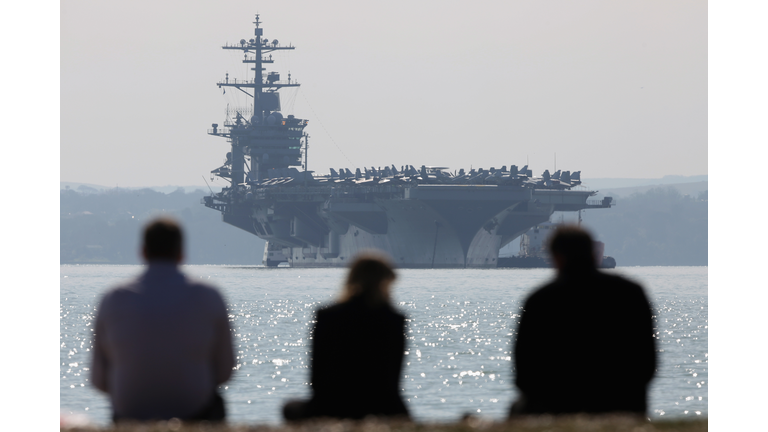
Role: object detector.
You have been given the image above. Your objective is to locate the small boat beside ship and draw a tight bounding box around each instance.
[496,222,616,269]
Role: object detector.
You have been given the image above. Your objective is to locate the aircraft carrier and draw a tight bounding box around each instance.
[203,16,613,268]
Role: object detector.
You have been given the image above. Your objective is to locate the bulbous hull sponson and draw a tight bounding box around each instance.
[219,184,597,268]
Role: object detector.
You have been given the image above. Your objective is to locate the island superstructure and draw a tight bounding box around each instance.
[203,15,612,268]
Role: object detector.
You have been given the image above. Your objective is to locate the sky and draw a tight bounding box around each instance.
[60,0,706,188]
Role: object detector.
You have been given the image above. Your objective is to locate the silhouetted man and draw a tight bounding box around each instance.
[510,226,656,416]
[91,218,234,422]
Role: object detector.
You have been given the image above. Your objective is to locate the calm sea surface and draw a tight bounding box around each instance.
[60,265,707,426]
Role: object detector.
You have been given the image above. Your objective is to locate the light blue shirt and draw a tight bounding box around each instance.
[91,262,234,420]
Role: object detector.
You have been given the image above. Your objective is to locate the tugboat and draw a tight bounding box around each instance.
[497,221,617,269]
[202,15,614,268]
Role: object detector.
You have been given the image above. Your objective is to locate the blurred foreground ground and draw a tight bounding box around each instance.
[60,416,707,432]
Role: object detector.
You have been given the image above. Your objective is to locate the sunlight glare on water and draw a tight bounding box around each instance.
[60,265,707,426]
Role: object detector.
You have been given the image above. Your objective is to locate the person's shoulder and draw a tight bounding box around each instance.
[525,280,559,303]
[316,301,349,318]
[103,277,144,298]
[596,271,644,291]
[314,302,337,319]
[183,277,222,293]
[97,278,143,311]
[317,301,404,320]
[183,277,227,302]
[595,271,650,303]
[380,304,406,322]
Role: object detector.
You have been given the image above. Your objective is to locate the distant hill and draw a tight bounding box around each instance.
[61,179,707,266]
[61,174,707,195]
[580,186,707,266]
[580,175,707,190]
[60,187,265,265]
[594,181,708,199]
[60,182,223,194]
[501,184,708,266]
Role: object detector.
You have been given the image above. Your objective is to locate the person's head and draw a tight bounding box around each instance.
[548,225,596,272]
[142,218,184,263]
[340,252,396,306]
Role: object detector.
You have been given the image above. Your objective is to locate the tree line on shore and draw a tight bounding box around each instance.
[581,187,708,266]
[60,187,265,264]
[60,185,707,266]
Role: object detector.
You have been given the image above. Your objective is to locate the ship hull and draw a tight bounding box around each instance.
[284,200,504,268]
[210,185,602,268]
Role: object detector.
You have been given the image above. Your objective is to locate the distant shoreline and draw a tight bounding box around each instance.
[59,175,708,195]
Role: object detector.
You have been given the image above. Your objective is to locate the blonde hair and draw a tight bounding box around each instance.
[339,252,396,306]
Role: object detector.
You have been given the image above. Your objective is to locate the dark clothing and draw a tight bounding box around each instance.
[285,298,409,420]
[512,268,656,416]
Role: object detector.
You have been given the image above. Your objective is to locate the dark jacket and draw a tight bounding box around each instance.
[307,297,409,419]
[514,269,656,415]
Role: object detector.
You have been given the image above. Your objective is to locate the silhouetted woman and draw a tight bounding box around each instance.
[283,253,410,421]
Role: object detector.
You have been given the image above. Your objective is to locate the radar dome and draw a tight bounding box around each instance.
[270,112,283,123]
[266,115,276,125]
[240,39,246,45]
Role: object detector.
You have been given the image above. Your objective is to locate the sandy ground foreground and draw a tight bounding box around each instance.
[60,416,707,432]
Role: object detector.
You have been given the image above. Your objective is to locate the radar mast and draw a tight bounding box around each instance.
[209,15,308,185]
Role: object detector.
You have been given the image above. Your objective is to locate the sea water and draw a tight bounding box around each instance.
[60,266,707,426]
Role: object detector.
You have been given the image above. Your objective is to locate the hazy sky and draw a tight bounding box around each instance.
[61,0,706,188]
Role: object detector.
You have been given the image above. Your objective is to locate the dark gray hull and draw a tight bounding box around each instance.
[210,184,609,268]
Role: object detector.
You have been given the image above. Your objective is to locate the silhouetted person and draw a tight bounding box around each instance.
[283,253,410,421]
[510,226,656,417]
[91,218,235,422]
